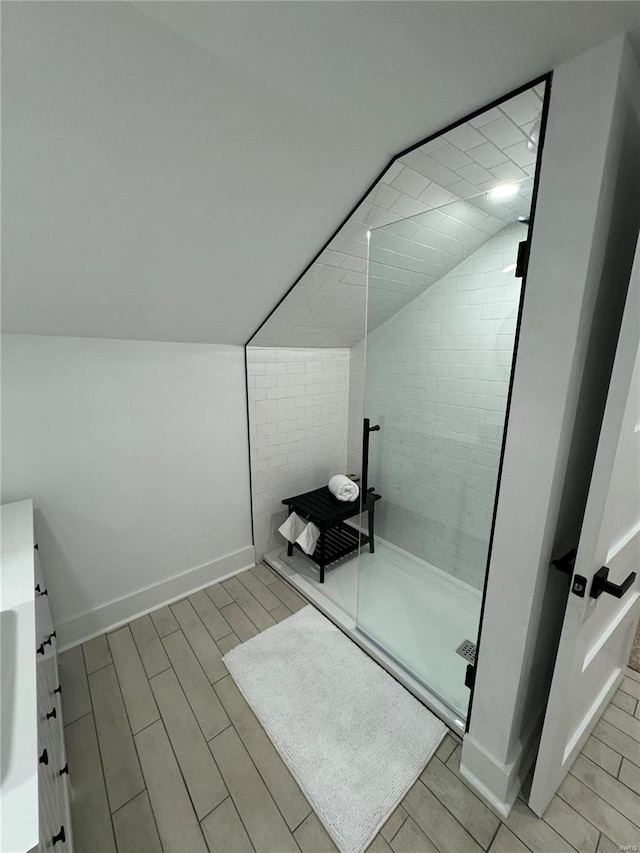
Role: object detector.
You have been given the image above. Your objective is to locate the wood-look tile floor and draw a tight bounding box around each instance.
[60,564,640,853]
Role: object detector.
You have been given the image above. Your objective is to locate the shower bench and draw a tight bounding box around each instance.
[281,485,381,583]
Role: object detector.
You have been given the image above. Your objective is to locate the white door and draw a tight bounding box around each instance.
[529,235,640,817]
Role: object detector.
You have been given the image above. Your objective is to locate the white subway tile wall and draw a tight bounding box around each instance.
[247,347,350,561]
[250,84,544,349]
[349,223,526,589]
[347,339,365,475]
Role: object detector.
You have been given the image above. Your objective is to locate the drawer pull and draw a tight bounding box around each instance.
[39,748,49,765]
[54,684,62,695]
[37,643,45,655]
[52,826,66,845]
[35,584,48,596]
[59,763,69,776]
[46,707,57,720]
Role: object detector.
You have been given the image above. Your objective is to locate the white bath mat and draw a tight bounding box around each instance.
[223,605,446,853]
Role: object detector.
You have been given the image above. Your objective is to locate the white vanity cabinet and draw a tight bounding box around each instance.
[1,500,73,853]
[34,546,73,852]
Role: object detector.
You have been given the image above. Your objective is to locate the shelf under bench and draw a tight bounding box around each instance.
[281,485,381,583]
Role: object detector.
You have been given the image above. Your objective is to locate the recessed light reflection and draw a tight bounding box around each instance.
[503,263,517,274]
[488,183,519,201]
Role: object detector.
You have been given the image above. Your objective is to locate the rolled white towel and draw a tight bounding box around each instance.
[328,474,360,502]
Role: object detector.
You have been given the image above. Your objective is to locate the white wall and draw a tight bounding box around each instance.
[247,347,350,560]
[461,34,640,817]
[353,224,524,589]
[1,335,254,647]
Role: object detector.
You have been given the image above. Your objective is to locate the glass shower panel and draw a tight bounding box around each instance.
[356,181,533,718]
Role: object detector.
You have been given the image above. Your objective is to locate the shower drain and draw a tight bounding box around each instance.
[456,639,477,665]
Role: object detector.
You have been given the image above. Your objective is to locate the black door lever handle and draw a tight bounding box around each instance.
[590,566,637,599]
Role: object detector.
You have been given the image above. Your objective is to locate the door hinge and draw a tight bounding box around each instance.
[515,240,529,278]
[550,548,577,576]
[464,664,476,690]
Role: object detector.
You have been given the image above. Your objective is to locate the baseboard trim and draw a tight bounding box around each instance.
[56,545,256,650]
[459,733,521,818]
[460,711,543,818]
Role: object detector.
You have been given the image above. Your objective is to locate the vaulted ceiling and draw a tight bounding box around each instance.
[3,2,640,345]
[251,84,539,348]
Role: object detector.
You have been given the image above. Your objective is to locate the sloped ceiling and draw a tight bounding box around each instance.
[251,84,538,347]
[2,2,640,345]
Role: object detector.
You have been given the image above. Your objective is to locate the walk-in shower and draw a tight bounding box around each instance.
[246,79,547,731]
[356,182,532,717]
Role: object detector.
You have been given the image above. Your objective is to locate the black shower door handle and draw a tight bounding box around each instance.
[361,418,380,499]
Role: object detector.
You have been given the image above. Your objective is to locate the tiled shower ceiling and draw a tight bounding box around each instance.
[250,84,543,348]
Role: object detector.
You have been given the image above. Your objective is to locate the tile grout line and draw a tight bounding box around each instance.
[106,627,161,738]
[539,798,602,853]
[613,682,638,701]
[81,655,122,840]
[598,718,640,743]
[149,651,230,759]
[188,590,235,646]
[154,625,182,640]
[197,791,258,853]
[485,819,502,852]
[236,571,283,613]
[383,810,408,847]
[82,660,112,677]
[103,639,149,823]
[232,582,280,620]
[559,770,640,832]
[160,589,301,845]
[571,751,640,804]
[405,775,494,852]
[152,716,197,846]
[614,763,640,799]
[211,677,312,840]
[63,709,94,728]
[556,785,630,850]
[607,696,640,717]
[219,579,269,633]
[129,616,174,681]
[109,786,149,818]
[168,601,230,686]
[209,718,305,850]
[116,624,195,841]
[589,730,635,765]
[289,813,310,836]
[205,721,233,744]
[135,697,207,846]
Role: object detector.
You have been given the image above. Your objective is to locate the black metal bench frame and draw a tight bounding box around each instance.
[281,486,380,583]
